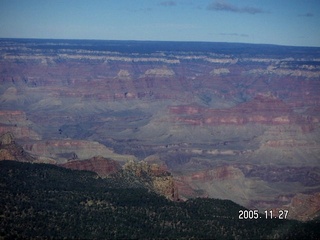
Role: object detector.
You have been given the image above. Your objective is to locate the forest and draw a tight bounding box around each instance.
[0,160,319,239]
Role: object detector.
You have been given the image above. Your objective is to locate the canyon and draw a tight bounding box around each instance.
[0,39,319,221]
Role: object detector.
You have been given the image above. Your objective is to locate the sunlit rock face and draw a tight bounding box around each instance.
[0,39,319,220]
[124,160,177,200]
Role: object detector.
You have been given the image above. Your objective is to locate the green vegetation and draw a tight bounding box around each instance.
[0,160,319,239]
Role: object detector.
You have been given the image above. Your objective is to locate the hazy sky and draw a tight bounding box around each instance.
[0,0,320,47]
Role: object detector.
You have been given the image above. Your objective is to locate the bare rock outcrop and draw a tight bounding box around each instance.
[210,68,230,75]
[0,110,41,140]
[0,132,36,162]
[124,160,177,200]
[144,68,175,77]
[117,69,131,79]
[286,192,320,221]
[0,132,14,145]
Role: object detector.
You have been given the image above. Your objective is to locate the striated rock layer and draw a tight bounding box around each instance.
[169,94,316,127]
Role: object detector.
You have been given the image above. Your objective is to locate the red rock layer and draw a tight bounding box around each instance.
[61,156,121,177]
[267,193,320,221]
[170,95,315,127]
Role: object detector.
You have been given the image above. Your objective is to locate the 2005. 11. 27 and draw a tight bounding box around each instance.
[239,209,289,220]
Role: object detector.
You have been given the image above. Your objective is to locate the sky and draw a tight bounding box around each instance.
[0,0,320,47]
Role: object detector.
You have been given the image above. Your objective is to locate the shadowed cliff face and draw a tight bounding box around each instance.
[0,39,319,220]
[60,156,122,177]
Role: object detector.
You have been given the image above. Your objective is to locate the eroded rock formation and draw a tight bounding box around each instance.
[0,110,41,140]
[0,132,36,162]
[124,160,177,200]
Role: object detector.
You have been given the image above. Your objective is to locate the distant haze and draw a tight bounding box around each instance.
[0,0,320,47]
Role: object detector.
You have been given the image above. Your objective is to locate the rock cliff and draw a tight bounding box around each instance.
[124,160,177,200]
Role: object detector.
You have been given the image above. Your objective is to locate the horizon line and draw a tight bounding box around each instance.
[1,37,319,49]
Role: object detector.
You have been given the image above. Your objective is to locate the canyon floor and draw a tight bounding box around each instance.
[1,39,320,221]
